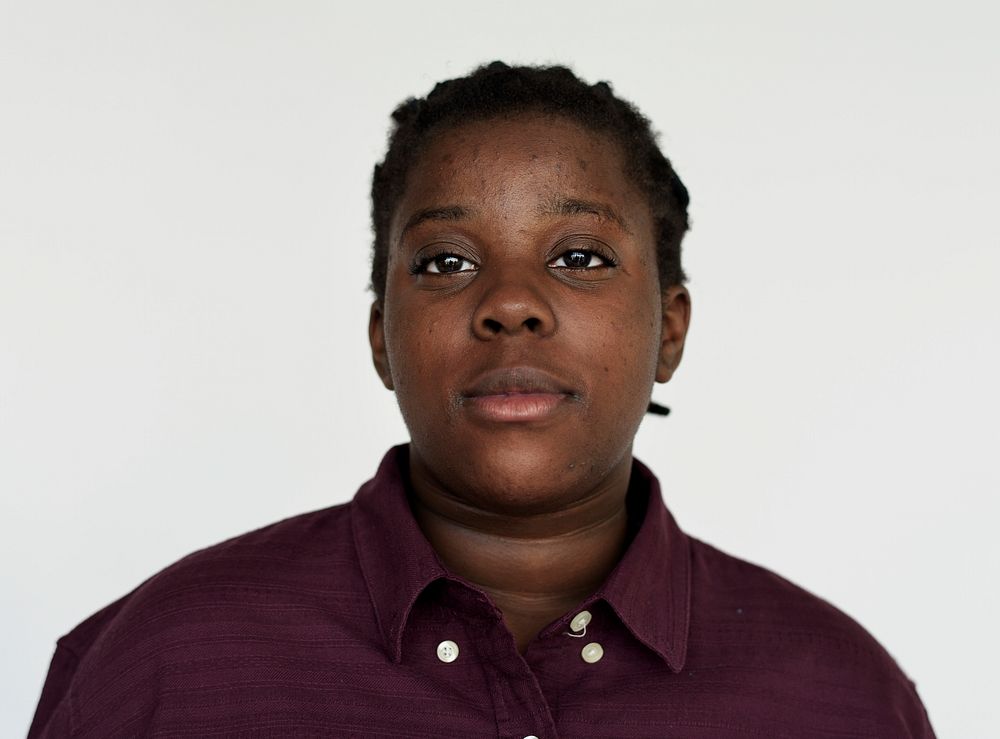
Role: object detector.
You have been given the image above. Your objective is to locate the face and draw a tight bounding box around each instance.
[370,114,690,514]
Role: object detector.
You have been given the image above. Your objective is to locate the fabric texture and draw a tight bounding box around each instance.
[29,445,935,738]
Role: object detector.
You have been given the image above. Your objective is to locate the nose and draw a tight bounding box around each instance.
[471,271,556,340]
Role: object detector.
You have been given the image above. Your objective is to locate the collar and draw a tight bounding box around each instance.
[351,445,691,671]
[351,445,448,663]
[589,457,691,672]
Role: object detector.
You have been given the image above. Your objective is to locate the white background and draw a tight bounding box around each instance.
[2,1,997,735]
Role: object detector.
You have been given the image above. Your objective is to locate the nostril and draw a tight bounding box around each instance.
[523,317,541,332]
[483,318,503,334]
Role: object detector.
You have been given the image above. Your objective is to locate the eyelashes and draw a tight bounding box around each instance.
[410,240,619,277]
[410,252,478,275]
[548,248,617,270]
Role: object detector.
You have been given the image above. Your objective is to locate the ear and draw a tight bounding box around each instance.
[368,301,395,390]
[656,285,692,383]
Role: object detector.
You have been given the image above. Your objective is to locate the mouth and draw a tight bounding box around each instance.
[459,367,578,423]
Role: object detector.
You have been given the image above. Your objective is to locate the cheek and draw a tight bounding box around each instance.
[384,308,456,410]
[613,343,658,414]
[583,300,661,441]
[600,301,661,382]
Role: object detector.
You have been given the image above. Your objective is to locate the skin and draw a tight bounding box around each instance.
[369,114,691,652]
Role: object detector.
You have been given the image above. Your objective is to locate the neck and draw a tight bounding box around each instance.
[409,457,632,653]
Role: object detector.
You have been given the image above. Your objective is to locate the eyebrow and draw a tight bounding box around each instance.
[538,197,632,234]
[399,197,632,237]
[401,205,473,236]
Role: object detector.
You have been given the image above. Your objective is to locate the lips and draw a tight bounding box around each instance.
[462,367,575,398]
[460,367,579,423]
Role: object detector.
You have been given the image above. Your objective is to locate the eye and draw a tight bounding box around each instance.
[415,253,478,275]
[548,249,613,270]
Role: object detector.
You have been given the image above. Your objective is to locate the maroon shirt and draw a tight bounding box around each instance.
[30,446,935,737]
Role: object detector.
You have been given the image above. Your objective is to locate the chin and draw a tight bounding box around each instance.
[441,435,629,516]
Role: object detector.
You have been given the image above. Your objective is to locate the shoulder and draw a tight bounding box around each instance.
[685,536,934,735]
[67,501,357,648]
[33,503,367,737]
[75,500,359,651]
[687,535,906,669]
[688,536,888,651]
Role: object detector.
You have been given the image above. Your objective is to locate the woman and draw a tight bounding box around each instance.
[30,62,935,737]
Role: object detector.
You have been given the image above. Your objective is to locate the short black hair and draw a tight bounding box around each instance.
[370,61,690,304]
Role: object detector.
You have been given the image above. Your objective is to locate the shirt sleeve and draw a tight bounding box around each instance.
[27,593,133,738]
[904,678,938,738]
[27,642,78,738]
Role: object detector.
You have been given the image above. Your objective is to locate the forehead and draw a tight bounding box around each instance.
[392,114,651,239]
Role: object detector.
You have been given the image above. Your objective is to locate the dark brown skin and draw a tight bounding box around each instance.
[369,114,691,653]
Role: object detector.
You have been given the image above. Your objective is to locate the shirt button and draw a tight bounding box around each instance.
[436,640,459,663]
[523,736,540,739]
[581,641,604,664]
[570,610,592,633]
